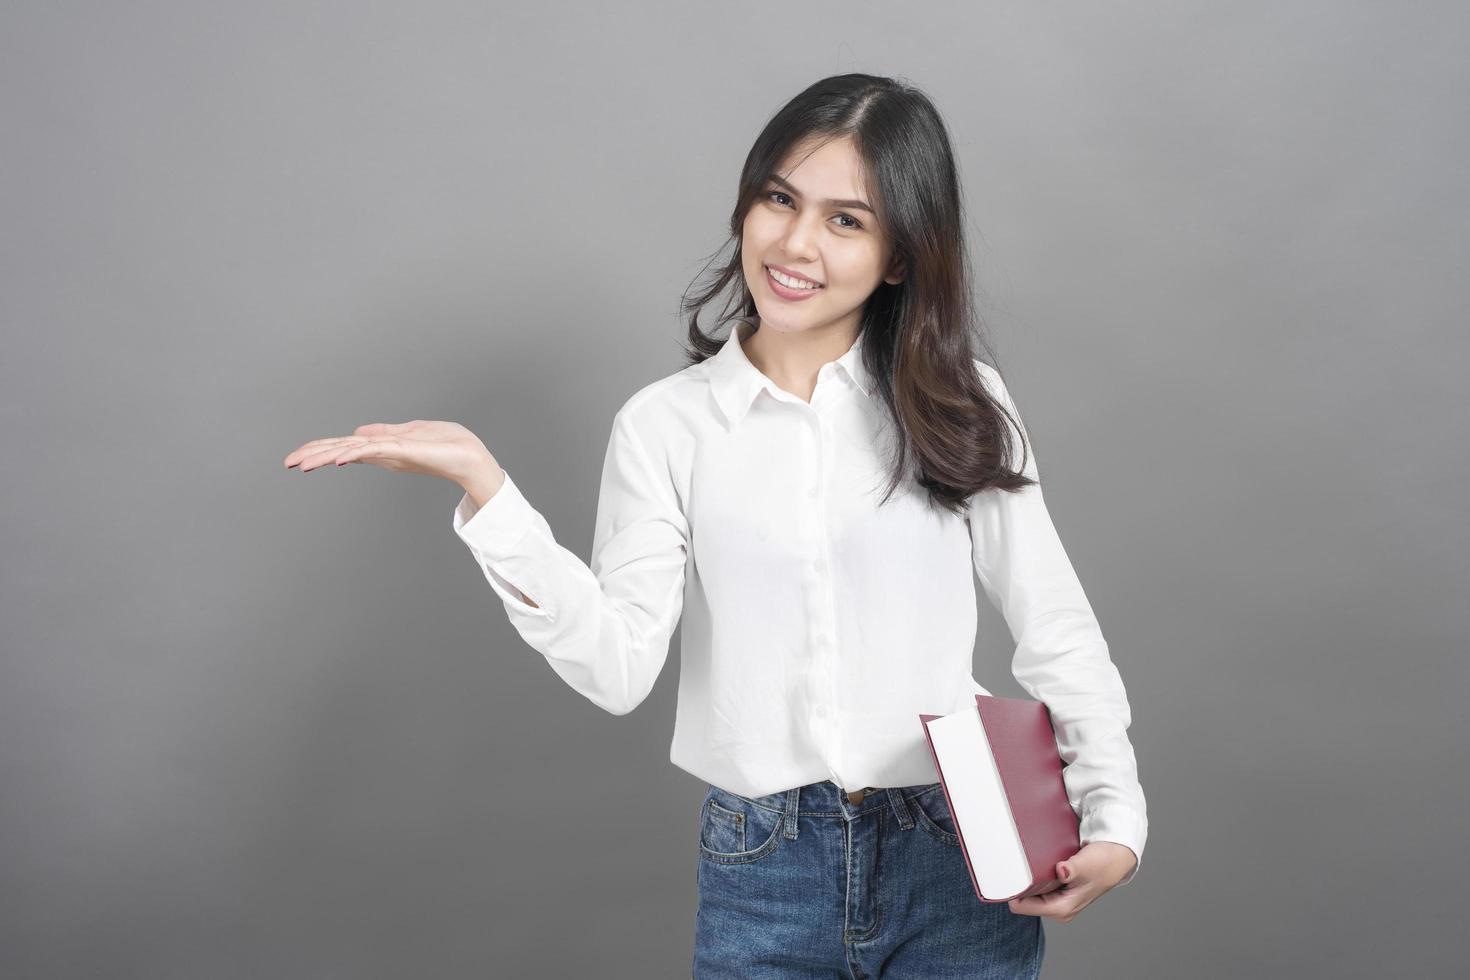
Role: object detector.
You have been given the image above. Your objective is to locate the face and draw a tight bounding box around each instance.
[741,134,905,340]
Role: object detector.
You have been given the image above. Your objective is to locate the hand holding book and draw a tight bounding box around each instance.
[1007,841,1138,922]
[918,694,1140,918]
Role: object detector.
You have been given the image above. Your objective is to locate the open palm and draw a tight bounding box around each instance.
[283,419,493,484]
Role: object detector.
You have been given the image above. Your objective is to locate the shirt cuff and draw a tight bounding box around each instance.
[451,470,539,561]
[1078,804,1147,887]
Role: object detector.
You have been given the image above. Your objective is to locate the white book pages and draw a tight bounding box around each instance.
[927,707,1031,899]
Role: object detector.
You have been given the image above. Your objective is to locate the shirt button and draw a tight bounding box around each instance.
[807,485,819,499]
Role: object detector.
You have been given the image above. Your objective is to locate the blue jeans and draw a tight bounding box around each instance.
[693,779,1046,979]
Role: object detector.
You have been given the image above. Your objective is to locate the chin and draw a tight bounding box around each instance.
[756,314,819,336]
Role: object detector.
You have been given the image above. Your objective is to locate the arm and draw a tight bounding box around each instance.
[967,362,1148,885]
[460,469,541,607]
[451,409,689,716]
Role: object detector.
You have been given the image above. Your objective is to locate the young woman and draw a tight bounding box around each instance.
[285,73,1147,978]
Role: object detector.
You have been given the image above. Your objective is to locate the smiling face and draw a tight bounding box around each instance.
[741,134,904,340]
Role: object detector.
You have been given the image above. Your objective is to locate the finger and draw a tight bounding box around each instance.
[1008,886,1078,919]
[353,421,421,437]
[297,438,370,472]
[286,425,420,467]
[331,443,377,466]
[331,437,405,468]
[285,437,357,468]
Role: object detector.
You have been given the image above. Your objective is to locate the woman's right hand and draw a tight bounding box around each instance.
[282,420,505,500]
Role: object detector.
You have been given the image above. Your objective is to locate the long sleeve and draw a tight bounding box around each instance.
[451,409,689,716]
[967,363,1149,886]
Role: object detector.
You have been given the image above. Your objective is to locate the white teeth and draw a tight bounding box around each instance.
[768,267,820,290]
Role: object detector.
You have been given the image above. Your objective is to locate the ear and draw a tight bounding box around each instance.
[883,252,906,286]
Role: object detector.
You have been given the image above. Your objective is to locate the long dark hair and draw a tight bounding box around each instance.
[678,73,1036,516]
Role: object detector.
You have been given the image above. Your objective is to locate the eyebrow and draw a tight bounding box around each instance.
[767,174,875,215]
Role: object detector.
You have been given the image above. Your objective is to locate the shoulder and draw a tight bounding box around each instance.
[607,361,709,459]
[614,362,703,426]
[971,358,1010,402]
[972,357,1030,443]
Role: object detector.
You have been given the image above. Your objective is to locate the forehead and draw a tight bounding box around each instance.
[772,135,870,197]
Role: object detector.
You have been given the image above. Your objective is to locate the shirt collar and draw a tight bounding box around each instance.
[706,321,874,432]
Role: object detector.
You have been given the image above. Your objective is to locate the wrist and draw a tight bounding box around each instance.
[459,457,507,511]
[1088,841,1138,881]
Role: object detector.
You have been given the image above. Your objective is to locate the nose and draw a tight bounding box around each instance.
[778,211,820,261]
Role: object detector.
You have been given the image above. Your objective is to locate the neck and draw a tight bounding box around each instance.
[742,319,858,402]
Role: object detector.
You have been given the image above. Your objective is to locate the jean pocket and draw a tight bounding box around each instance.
[698,788,785,865]
[909,786,962,847]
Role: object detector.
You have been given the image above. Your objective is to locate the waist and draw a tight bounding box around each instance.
[714,778,943,814]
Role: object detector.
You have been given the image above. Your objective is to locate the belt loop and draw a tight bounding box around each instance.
[886,787,914,830]
[783,786,801,839]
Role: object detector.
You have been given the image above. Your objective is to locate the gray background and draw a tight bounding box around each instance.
[3,1,1465,977]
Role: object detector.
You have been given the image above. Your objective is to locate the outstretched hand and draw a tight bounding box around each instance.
[283,420,499,491]
[1007,841,1137,923]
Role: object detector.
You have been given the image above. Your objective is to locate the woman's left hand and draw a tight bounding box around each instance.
[1007,841,1137,923]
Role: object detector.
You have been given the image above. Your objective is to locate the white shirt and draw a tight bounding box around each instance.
[453,321,1148,882]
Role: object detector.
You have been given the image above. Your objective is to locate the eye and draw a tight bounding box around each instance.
[765,190,865,231]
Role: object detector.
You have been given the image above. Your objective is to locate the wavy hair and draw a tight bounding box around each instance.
[678,73,1036,516]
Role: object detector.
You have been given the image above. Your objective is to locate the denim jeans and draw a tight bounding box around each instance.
[693,778,1045,979]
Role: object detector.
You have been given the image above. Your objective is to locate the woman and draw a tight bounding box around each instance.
[285,73,1147,978]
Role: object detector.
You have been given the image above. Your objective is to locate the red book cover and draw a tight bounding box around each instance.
[919,694,1081,903]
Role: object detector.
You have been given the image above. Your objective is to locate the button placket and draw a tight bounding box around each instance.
[804,407,843,776]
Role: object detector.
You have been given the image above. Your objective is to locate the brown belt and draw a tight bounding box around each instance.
[844,785,883,804]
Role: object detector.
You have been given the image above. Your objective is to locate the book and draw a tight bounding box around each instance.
[918,695,1081,903]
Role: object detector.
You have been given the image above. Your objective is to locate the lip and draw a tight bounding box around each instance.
[764,263,825,302]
